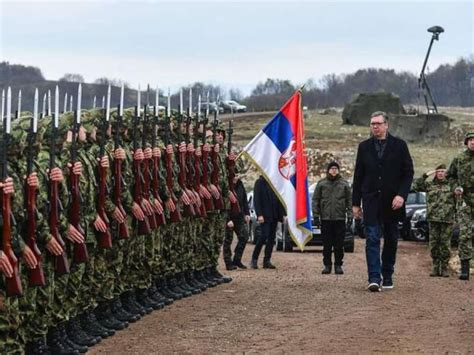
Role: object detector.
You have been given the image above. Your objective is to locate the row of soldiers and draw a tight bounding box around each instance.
[0,86,242,354]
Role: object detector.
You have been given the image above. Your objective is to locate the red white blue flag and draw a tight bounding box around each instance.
[242,89,312,250]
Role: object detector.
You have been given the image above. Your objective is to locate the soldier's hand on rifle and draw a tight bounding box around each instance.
[199,185,211,199]
[228,152,237,160]
[49,167,64,182]
[152,147,161,158]
[166,144,174,154]
[67,225,85,244]
[185,189,196,204]
[153,199,164,214]
[187,143,194,152]
[26,172,40,189]
[203,143,210,152]
[114,148,126,160]
[93,215,108,233]
[454,187,463,197]
[227,220,234,228]
[133,149,144,161]
[144,147,152,159]
[0,251,13,278]
[165,198,176,212]
[0,177,15,195]
[179,142,187,153]
[112,207,125,224]
[68,162,82,176]
[228,191,238,204]
[180,191,191,205]
[141,199,154,215]
[22,245,38,269]
[46,237,64,256]
[99,156,109,168]
[209,184,220,199]
[195,147,202,156]
[132,202,145,221]
[193,191,202,207]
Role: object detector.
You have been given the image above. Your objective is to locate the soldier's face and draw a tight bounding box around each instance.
[467,137,474,151]
[328,167,339,177]
[435,169,446,180]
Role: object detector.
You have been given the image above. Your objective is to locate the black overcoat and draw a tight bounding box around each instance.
[254,176,285,222]
[352,133,414,224]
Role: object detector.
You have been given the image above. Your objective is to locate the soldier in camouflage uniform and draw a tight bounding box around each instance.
[412,164,455,277]
[447,131,474,280]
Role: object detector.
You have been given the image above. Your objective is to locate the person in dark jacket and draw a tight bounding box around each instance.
[223,171,251,270]
[251,176,285,269]
[352,111,414,292]
[312,161,352,275]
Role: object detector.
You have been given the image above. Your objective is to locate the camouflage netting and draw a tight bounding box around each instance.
[342,92,406,126]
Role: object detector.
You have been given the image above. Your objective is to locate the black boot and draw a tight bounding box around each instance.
[59,323,89,354]
[205,267,223,284]
[195,270,217,288]
[121,290,148,316]
[80,309,115,339]
[225,261,238,271]
[185,271,207,292]
[233,259,247,269]
[147,284,168,307]
[334,265,344,275]
[154,279,175,304]
[263,261,276,269]
[170,276,192,297]
[66,317,101,347]
[111,298,141,323]
[322,265,332,274]
[178,272,200,295]
[47,325,82,354]
[211,267,232,283]
[250,259,258,269]
[160,277,183,300]
[95,302,129,330]
[136,287,163,311]
[459,259,470,280]
[25,337,50,355]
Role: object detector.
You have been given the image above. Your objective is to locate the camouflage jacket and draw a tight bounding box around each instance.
[412,175,455,223]
[447,149,474,208]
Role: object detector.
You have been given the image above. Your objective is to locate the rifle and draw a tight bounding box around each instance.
[200,111,214,211]
[112,101,129,239]
[132,103,151,235]
[210,111,224,210]
[176,109,195,217]
[1,87,23,296]
[193,112,207,217]
[141,104,158,230]
[48,87,70,276]
[96,99,113,248]
[25,88,46,286]
[151,104,166,226]
[226,119,240,214]
[163,104,182,223]
[69,106,89,264]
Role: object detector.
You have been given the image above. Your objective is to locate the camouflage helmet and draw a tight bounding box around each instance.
[8,117,29,157]
[464,131,474,145]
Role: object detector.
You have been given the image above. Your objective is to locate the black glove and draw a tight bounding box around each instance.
[313,216,321,226]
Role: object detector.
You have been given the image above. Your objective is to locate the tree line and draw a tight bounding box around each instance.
[1,56,472,113]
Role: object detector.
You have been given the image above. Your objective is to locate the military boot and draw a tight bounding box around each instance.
[233,259,248,269]
[322,265,332,274]
[160,277,184,300]
[430,263,440,277]
[95,302,129,330]
[58,323,89,354]
[211,267,232,283]
[459,259,470,280]
[147,283,168,307]
[186,271,207,292]
[67,317,101,347]
[111,298,141,323]
[136,288,163,311]
[195,269,217,287]
[180,272,201,294]
[225,259,238,270]
[122,290,149,316]
[82,309,115,338]
[154,279,175,304]
[47,326,81,355]
[440,267,450,277]
[25,337,50,355]
[170,276,192,297]
[205,267,224,284]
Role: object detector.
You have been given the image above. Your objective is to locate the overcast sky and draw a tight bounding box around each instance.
[1,0,472,94]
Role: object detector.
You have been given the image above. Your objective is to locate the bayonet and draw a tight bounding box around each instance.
[16,89,22,119]
[63,93,68,113]
[93,96,97,109]
[1,89,4,121]
[119,83,124,116]
[47,90,51,116]
[101,96,105,109]
[69,95,73,113]
[42,93,46,117]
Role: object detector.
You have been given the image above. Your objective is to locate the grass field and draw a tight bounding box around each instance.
[224,107,473,184]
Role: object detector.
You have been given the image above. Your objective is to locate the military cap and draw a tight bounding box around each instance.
[435,163,446,170]
[464,131,474,145]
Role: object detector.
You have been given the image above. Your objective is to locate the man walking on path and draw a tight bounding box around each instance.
[352,111,414,292]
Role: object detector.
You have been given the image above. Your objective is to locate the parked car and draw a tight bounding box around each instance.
[220,100,247,113]
[199,102,224,114]
[275,182,355,253]
[410,208,460,246]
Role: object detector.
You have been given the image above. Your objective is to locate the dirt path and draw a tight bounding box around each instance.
[90,239,473,354]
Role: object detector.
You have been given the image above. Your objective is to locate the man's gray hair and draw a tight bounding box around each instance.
[371,111,389,122]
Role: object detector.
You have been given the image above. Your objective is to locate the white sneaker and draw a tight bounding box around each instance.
[368,282,382,292]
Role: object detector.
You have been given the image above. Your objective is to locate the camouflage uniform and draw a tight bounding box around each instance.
[412,166,455,275]
[447,131,474,278]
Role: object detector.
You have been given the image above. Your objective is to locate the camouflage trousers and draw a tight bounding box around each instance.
[162,224,177,277]
[209,212,226,268]
[223,214,249,265]
[0,284,22,354]
[194,219,207,271]
[457,202,473,261]
[109,239,126,299]
[428,221,452,269]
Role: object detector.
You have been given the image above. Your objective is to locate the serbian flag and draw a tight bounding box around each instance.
[242,89,312,250]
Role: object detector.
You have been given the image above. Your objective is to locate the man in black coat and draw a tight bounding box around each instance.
[352,111,414,292]
[251,176,285,269]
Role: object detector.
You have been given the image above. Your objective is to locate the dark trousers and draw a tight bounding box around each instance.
[252,220,278,263]
[321,220,345,266]
[223,214,249,264]
[365,222,399,284]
